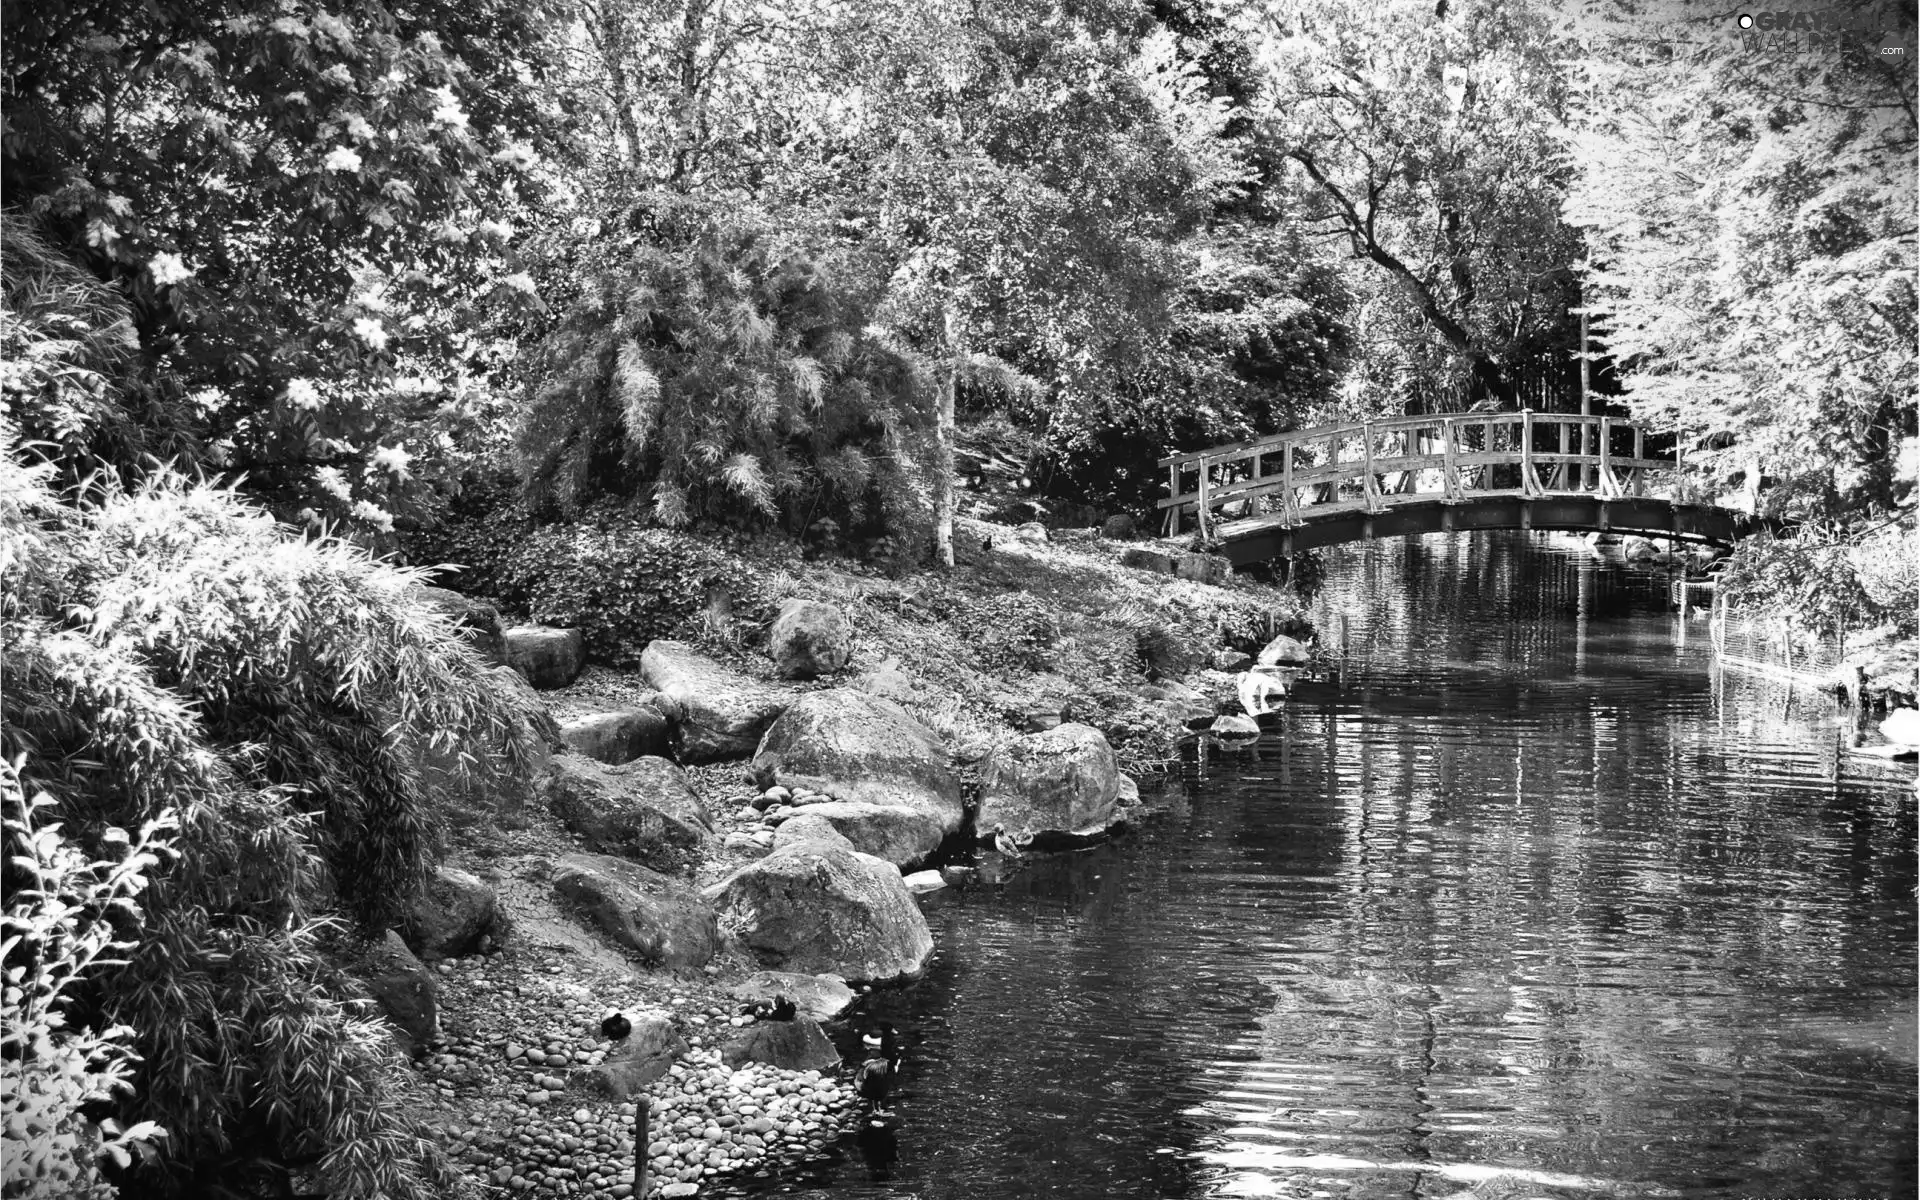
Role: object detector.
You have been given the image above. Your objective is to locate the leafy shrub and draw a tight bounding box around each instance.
[1718,533,1881,642]
[399,471,535,598]
[499,517,769,666]
[968,591,1064,672]
[2,783,173,1200]
[2,423,537,1197]
[406,490,775,665]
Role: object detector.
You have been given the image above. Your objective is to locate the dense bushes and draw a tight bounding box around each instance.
[1,426,543,1198]
[407,494,771,666]
[500,519,769,666]
[515,200,937,542]
[1719,523,1918,644]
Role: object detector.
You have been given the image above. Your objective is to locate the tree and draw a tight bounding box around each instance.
[1,0,563,537]
[525,0,1261,560]
[1242,0,1582,410]
[1561,0,1917,521]
[843,0,1252,559]
[513,194,939,539]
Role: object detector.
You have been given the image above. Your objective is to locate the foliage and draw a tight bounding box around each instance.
[967,591,1064,673]
[2,0,562,535]
[1241,0,1581,409]
[2,420,538,1197]
[537,0,1293,557]
[407,485,773,665]
[1048,223,1358,513]
[2,783,173,1200]
[1717,523,1918,643]
[0,215,147,476]
[515,198,938,536]
[1561,1,1918,522]
[856,2,1254,518]
[500,512,771,666]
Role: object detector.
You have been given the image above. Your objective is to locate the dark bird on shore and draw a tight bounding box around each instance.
[855,1025,902,1116]
[855,1112,900,1177]
[600,1010,632,1041]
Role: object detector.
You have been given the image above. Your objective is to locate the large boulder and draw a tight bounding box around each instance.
[560,707,672,765]
[765,800,938,868]
[641,640,792,763]
[750,690,962,868]
[416,586,507,666]
[506,624,585,689]
[402,866,501,959]
[727,971,857,1023]
[544,754,712,866]
[1100,514,1137,540]
[702,819,933,984]
[581,1013,686,1100]
[977,722,1132,847]
[1210,713,1261,738]
[1255,633,1311,667]
[552,853,719,970]
[719,1018,840,1072]
[768,599,852,680]
[362,930,440,1044]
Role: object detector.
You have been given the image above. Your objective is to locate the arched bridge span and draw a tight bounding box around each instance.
[1157,412,1759,567]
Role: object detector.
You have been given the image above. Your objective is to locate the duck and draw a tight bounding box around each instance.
[854,1025,902,1117]
[600,1010,632,1041]
[743,994,797,1022]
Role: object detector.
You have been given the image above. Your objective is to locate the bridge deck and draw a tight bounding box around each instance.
[1156,411,1753,559]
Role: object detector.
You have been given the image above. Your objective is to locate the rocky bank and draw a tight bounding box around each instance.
[363,521,1311,1198]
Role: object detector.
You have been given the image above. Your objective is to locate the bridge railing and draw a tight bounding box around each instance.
[1158,412,1693,537]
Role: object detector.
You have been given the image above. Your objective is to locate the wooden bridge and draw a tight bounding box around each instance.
[1158,412,1756,566]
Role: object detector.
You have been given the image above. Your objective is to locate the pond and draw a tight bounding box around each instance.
[734,531,1917,1200]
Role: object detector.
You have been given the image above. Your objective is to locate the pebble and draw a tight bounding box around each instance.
[399,914,867,1200]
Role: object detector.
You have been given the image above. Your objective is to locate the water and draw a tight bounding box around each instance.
[735,532,1917,1200]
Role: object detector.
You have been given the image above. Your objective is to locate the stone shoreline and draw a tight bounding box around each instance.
[376,538,1310,1197]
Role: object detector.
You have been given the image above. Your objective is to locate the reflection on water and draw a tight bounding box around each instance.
[733,532,1916,1200]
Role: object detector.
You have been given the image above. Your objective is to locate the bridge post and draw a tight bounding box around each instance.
[1442,417,1461,502]
[1362,422,1382,513]
[1166,460,1181,536]
[1197,458,1212,540]
[1521,409,1543,497]
[1633,427,1646,497]
[1600,417,1618,497]
[1282,444,1296,526]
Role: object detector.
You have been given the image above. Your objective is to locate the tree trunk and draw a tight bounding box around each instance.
[934,306,958,568]
[591,0,646,166]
